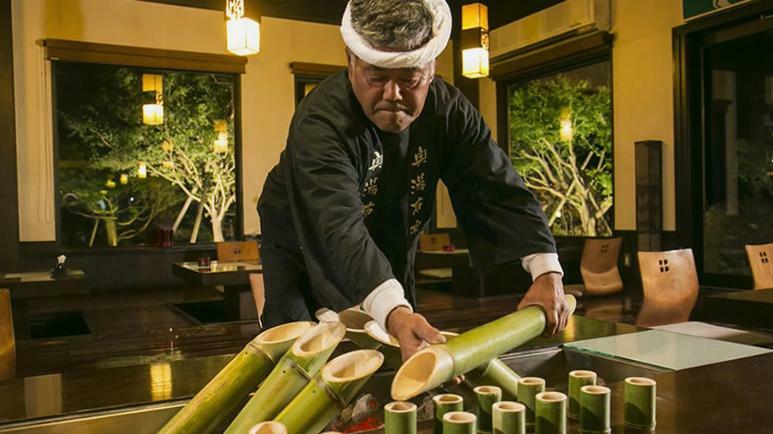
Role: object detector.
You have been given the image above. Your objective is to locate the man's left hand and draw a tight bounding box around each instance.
[517,272,569,336]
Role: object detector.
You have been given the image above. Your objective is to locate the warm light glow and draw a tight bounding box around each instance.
[161,140,173,153]
[150,363,172,401]
[304,83,317,96]
[143,104,164,125]
[105,179,116,189]
[462,47,489,78]
[227,17,260,56]
[213,132,228,153]
[559,108,574,142]
[137,162,148,179]
[142,74,163,93]
[119,174,128,185]
[214,120,228,133]
[462,3,489,30]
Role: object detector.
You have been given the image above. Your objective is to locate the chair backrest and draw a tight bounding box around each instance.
[745,243,773,290]
[216,240,259,263]
[636,249,699,327]
[0,289,16,380]
[419,233,451,252]
[248,274,265,327]
[580,237,623,296]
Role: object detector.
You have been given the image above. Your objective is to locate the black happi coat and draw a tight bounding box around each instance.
[257,71,555,319]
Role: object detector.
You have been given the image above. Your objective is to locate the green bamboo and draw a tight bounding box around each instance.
[443,331,521,401]
[384,401,417,434]
[535,392,567,434]
[433,394,464,434]
[339,308,383,350]
[392,295,576,400]
[516,377,545,428]
[492,401,525,434]
[274,350,385,434]
[624,377,656,431]
[568,370,597,420]
[474,386,501,433]
[224,321,346,434]
[443,411,477,434]
[157,321,314,434]
[248,421,287,434]
[579,385,610,434]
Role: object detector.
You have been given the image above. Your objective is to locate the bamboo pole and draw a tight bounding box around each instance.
[623,377,656,431]
[442,411,477,434]
[535,392,567,434]
[338,308,382,350]
[568,370,597,420]
[384,401,417,434]
[492,401,526,434]
[274,350,384,434]
[225,321,346,434]
[248,421,287,434]
[433,394,464,434]
[579,385,610,434]
[392,296,576,400]
[517,377,545,429]
[474,386,501,433]
[157,321,314,434]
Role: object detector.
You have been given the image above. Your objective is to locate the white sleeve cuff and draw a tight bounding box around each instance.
[361,278,413,331]
[521,253,564,281]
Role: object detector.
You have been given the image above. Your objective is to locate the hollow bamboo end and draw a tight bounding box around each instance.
[364,320,400,347]
[518,377,546,387]
[569,370,597,379]
[626,377,656,387]
[315,308,339,323]
[322,350,384,383]
[291,321,346,357]
[338,308,373,331]
[493,401,525,412]
[443,411,477,424]
[433,393,463,405]
[256,321,315,345]
[385,401,417,413]
[581,385,610,395]
[536,391,567,403]
[248,421,287,434]
[391,346,454,401]
[473,385,501,395]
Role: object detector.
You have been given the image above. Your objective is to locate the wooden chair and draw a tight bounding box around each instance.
[0,289,16,381]
[636,249,699,327]
[216,240,259,263]
[564,237,623,297]
[745,243,773,290]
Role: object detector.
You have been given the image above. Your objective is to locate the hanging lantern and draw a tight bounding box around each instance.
[105,179,117,189]
[119,174,129,185]
[143,103,164,125]
[213,132,229,153]
[142,74,164,125]
[226,0,260,56]
[461,3,489,79]
[137,162,148,179]
[559,107,574,142]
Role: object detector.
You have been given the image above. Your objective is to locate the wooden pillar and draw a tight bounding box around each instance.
[0,289,15,380]
[0,0,19,272]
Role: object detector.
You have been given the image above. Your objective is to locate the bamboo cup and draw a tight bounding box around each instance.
[434,394,464,434]
[492,401,525,434]
[157,321,314,434]
[338,308,383,350]
[443,411,477,434]
[579,385,610,434]
[535,391,567,434]
[274,350,384,434]
[225,321,346,433]
[624,377,656,431]
[392,296,576,401]
[568,370,597,420]
[248,421,288,434]
[385,401,418,434]
[516,377,545,428]
[364,320,404,368]
[474,386,502,433]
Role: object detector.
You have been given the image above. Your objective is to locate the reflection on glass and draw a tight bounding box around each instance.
[508,61,613,236]
[150,362,173,401]
[702,26,773,276]
[24,374,63,417]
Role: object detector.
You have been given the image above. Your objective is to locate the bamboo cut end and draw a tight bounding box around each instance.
[626,377,656,387]
[536,391,567,403]
[433,394,463,405]
[391,345,454,401]
[248,421,288,434]
[256,321,315,345]
[443,411,476,424]
[338,308,373,331]
[581,385,610,395]
[493,401,525,413]
[364,320,400,347]
[385,401,417,413]
[292,321,346,357]
[322,350,384,383]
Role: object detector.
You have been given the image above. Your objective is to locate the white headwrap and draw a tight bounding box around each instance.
[340,0,452,69]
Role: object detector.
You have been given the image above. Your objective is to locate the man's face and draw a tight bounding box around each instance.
[347,54,435,133]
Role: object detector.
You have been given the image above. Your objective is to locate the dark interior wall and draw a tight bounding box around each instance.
[0,0,19,272]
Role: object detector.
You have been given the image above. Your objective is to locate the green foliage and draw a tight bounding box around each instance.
[509,75,613,236]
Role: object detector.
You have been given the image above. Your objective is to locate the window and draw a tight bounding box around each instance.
[54,62,240,247]
[507,60,613,236]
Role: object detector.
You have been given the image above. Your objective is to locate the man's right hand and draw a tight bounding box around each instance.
[386,306,446,362]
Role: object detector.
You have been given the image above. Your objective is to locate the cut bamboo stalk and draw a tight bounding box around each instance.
[492,401,525,434]
[442,411,477,434]
[579,385,610,434]
[433,394,464,434]
[224,321,346,434]
[474,386,501,433]
[274,350,384,434]
[516,377,545,429]
[338,308,383,350]
[248,421,287,434]
[384,401,417,434]
[157,321,314,434]
[364,320,404,368]
[535,391,567,434]
[624,377,656,431]
[392,296,576,400]
[568,370,597,420]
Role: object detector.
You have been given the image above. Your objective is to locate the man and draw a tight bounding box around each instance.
[258,0,570,361]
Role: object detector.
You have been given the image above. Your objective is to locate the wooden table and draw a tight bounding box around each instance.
[171,261,262,324]
[702,288,773,331]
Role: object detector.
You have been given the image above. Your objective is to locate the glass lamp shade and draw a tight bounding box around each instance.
[462,3,489,31]
[560,119,574,142]
[143,104,164,125]
[213,132,229,153]
[227,17,260,56]
[119,174,129,185]
[462,47,489,79]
